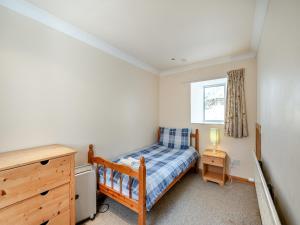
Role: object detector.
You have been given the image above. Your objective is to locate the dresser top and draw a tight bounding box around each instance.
[0,144,77,171]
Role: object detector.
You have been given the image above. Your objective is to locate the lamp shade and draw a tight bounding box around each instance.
[210,128,220,146]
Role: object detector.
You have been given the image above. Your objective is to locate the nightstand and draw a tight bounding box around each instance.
[201,149,227,186]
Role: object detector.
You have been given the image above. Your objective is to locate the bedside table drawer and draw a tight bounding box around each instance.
[202,155,224,167]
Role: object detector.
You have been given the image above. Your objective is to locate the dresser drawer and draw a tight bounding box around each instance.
[202,155,224,167]
[47,210,70,225]
[0,184,70,225]
[0,155,71,209]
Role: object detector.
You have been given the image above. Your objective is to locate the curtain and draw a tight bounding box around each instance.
[224,68,248,138]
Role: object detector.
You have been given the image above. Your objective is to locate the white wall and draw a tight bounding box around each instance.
[0,6,159,165]
[257,0,300,224]
[159,58,257,179]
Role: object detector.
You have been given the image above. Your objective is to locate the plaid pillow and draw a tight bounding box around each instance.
[159,127,191,149]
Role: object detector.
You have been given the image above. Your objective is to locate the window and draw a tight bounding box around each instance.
[191,78,227,124]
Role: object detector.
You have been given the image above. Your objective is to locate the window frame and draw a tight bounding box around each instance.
[203,83,226,123]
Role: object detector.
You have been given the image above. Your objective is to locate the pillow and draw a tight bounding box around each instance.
[159,127,191,149]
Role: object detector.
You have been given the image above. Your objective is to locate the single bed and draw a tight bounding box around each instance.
[88,128,199,225]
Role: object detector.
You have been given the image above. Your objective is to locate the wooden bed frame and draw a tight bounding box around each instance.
[88,128,199,225]
[256,123,261,161]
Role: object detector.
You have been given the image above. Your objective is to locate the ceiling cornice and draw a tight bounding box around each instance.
[0,0,159,74]
[159,52,257,76]
[251,0,270,51]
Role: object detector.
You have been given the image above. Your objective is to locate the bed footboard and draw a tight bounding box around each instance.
[88,145,146,225]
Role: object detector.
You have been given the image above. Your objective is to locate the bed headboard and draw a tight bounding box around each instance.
[157,128,199,152]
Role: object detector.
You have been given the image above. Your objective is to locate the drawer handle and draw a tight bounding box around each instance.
[0,190,6,197]
[40,190,49,196]
[211,160,214,163]
[40,160,49,165]
[40,221,49,225]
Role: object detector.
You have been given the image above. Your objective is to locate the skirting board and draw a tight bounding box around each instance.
[228,175,255,186]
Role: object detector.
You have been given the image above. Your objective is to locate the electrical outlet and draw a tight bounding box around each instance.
[231,159,240,167]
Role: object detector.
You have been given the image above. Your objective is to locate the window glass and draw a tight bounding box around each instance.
[204,85,225,122]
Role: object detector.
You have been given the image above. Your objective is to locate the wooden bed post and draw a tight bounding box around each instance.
[138,157,146,225]
[256,123,261,161]
[194,129,200,173]
[157,127,160,143]
[88,144,94,164]
[195,129,199,152]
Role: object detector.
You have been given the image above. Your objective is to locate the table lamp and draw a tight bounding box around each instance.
[210,128,220,153]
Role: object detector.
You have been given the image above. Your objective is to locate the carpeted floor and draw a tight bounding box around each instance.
[83,172,262,225]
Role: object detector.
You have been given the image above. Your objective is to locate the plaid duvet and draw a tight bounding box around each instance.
[99,144,199,211]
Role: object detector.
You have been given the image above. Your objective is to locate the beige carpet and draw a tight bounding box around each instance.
[84,172,261,225]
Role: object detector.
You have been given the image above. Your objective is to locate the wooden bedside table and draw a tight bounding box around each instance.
[201,149,227,186]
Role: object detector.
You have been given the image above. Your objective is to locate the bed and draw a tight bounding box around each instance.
[88,128,199,225]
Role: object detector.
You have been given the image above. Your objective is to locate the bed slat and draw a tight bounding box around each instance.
[111,169,114,188]
[129,176,132,199]
[104,166,106,185]
[120,175,123,194]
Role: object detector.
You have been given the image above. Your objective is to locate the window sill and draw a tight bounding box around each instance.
[191,122,224,125]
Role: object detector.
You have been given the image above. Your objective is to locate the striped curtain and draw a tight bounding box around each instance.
[224,68,248,138]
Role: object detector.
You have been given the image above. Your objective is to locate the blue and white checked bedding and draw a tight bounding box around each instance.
[99,144,199,211]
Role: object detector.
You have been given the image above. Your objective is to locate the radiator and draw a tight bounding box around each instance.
[253,152,281,225]
[75,164,97,223]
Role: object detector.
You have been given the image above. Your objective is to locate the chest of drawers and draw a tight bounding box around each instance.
[0,145,76,225]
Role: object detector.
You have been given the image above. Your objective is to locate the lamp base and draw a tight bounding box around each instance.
[212,147,217,153]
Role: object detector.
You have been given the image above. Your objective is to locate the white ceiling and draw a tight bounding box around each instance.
[3,0,263,74]
[26,0,257,72]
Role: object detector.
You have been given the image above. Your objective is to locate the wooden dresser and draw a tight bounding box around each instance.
[0,145,76,225]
